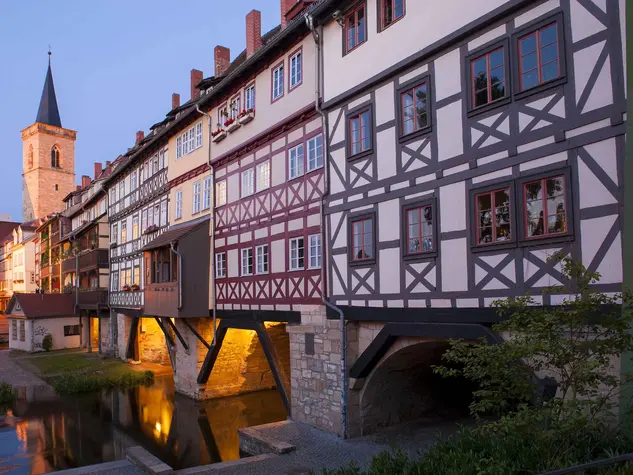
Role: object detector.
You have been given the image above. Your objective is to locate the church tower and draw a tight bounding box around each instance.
[21,56,76,221]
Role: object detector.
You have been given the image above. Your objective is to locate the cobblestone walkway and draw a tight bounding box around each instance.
[0,350,48,387]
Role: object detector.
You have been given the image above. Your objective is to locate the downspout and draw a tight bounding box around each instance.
[196,104,218,346]
[307,13,348,440]
[170,242,183,309]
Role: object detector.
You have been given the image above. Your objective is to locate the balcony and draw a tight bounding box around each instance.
[79,249,108,272]
[144,282,178,318]
[110,290,143,309]
[40,265,51,279]
[61,258,75,274]
[50,230,60,246]
[77,288,109,308]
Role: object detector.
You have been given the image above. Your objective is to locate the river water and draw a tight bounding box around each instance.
[0,376,287,474]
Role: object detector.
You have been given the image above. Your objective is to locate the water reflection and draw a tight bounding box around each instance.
[0,376,286,474]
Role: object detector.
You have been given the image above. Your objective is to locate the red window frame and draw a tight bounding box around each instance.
[351,217,373,262]
[518,21,560,91]
[349,109,372,156]
[344,3,367,54]
[381,0,405,29]
[400,81,428,136]
[405,204,433,255]
[523,175,567,239]
[471,47,505,108]
[474,187,512,246]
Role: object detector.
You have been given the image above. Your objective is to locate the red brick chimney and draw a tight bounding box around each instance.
[136,130,144,145]
[214,46,231,77]
[106,160,111,168]
[81,175,91,188]
[94,162,102,180]
[246,10,262,58]
[281,0,294,28]
[172,93,181,110]
[190,69,203,101]
[76,185,81,191]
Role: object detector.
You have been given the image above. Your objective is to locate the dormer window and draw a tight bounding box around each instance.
[51,146,60,168]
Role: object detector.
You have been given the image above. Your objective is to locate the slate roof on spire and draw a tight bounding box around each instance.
[36,61,62,127]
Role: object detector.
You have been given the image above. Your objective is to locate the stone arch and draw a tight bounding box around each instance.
[27,145,34,169]
[51,145,60,168]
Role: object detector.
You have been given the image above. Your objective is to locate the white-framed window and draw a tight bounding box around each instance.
[175,191,183,219]
[121,221,127,244]
[290,237,305,270]
[307,134,324,171]
[111,271,119,292]
[188,127,195,152]
[216,253,226,278]
[119,181,125,200]
[148,204,154,227]
[216,181,227,206]
[196,122,203,148]
[131,171,137,190]
[218,104,228,126]
[203,176,211,210]
[309,234,322,269]
[152,155,159,175]
[241,248,253,276]
[245,84,255,110]
[230,95,241,120]
[257,161,270,192]
[176,136,183,159]
[132,215,139,239]
[160,200,167,226]
[256,245,269,274]
[193,181,201,214]
[111,223,118,244]
[290,50,302,89]
[272,63,284,100]
[241,168,254,197]
[289,144,305,179]
[110,187,117,204]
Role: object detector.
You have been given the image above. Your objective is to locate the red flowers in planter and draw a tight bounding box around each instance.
[122,284,131,292]
[211,128,225,137]
[238,108,255,118]
[224,118,235,127]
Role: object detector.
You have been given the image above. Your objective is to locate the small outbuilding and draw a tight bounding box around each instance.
[5,293,80,352]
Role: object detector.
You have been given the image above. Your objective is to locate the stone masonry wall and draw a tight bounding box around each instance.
[116,313,132,361]
[99,317,113,356]
[138,317,169,365]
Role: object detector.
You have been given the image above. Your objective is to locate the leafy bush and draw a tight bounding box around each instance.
[51,370,154,395]
[42,334,53,352]
[0,381,14,405]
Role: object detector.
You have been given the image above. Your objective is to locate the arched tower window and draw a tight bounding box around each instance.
[27,145,33,169]
[51,146,60,168]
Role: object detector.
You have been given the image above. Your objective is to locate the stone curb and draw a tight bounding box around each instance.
[173,454,278,475]
[126,446,173,475]
[42,460,134,475]
[238,422,296,455]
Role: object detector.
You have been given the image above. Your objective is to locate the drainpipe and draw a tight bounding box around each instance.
[196,104,218,346]
[307,13,348,440]
[170,242,182,309]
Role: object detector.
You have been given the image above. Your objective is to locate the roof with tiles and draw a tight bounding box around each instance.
[6,292,76,319]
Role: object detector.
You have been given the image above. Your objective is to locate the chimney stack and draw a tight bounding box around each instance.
[214,46,231,77]
[172,93,181,110]
[94,162,102,180]
[76,185,81,191]
[190,69,203,101]
[136,130,144,145]
[280,0,293,28]
[81,175,91,189]
[106,160,112,168]
[246,10,262,58]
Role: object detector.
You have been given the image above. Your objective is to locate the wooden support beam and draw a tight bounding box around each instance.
[254,321,292,416]
[197,416,222,463]
[196,322,228,384]
[164,317,189,352]
[183,319,210,349]
[125,316,139,360]
[155,317,175,347]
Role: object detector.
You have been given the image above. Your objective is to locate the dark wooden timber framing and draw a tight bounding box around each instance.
[183,319,210,349]
[155,317,175,347]
[215,309,301,323]
[196,320,291,415]
[164,317,189,352]
[125,316,139,359]
[349,322,502,379]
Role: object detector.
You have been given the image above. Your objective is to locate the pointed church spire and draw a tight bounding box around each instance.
[35,51,62,128]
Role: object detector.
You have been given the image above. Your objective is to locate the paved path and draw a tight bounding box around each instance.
[0,349,48,387]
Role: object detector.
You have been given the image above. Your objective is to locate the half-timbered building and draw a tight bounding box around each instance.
[295,0,628,437]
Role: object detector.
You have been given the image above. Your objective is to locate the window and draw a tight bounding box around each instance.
[196,122,203,148]
[241,168,254,197]
[289,144,305,179]
[289,237,304,270]
[230,95,241,121]
[119,181,125,201]
[272,63,284,100]
[345,4,366,53]
[405,204,434,254]
[203,177,211,210]
[218,104,228,126]
[523,175,567,238]
[399,82,428,136]
[175,191,183,219]
[241,248,253,276]
[112,224,118,244]
[351,216,373,262]
[147,205,154,227]
[216,253,226,278]
[51,146,60,168]
[176,136,183,159]
[112,271,119,291]
[257,162,270,192]
[216,181,227,206]
[471,47,506,109]
[518,21,560,91]
[245,84,255,110]
[11,320,16,340]
[160,200,167,226]
[64,325,80,337]
[381,0,405,29]
[131,171,137,190]
[55,184,58,191]
[307,135,323,171]
[132,215,139,239]
[475,187,511,245]
[348,109,372,157]
[308,234,321,269]
[19,321,24,342]
[256,245,269,274]
[289,49,302,90]
[121,221,127,244]
[176,123,203,158]
[111,187,117,204]
[193,181,201,214]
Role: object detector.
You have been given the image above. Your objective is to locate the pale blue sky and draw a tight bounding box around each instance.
[0,0,281,221]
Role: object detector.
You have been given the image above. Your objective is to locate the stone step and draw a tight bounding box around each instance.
[126,446,173,475]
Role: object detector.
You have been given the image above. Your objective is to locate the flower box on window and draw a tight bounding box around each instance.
[130,284,140,292]
[238,109,255,125]
[224,118,240,133]
[109,241,117,249]
[143,224,158,235]
[122,284,131,292]
[212,128,227,143]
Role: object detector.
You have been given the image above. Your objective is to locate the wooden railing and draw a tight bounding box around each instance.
[79,249,108,271]
[77,288,109,307]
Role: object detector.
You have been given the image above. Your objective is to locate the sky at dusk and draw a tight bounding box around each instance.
[0,0,281,222]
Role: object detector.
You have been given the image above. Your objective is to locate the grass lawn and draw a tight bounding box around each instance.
[22,352,125,377]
